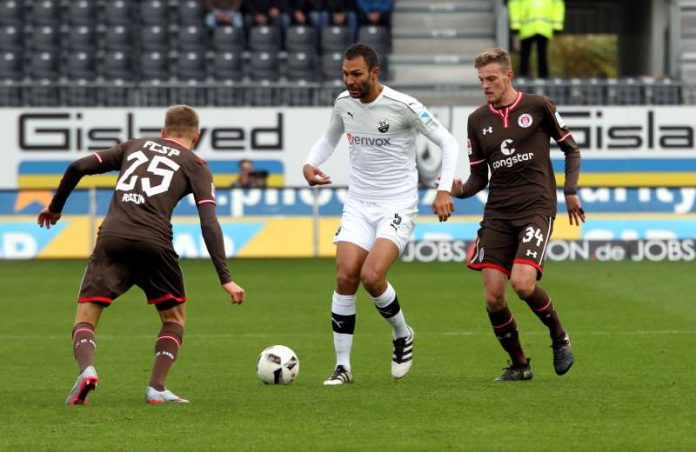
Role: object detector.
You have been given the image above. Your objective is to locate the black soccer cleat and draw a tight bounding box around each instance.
[323,365,352,386]
[552,332,574,375]
[391,326,414,379]
[494,359,533,382]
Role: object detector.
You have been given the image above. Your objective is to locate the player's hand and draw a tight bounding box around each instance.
[303,163,332,186]
[565,194,586,226]
[222,281,245,304]
[37,206,61,229]
[431,190,454,222]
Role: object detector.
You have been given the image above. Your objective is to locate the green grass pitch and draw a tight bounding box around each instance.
[1,259,695,451]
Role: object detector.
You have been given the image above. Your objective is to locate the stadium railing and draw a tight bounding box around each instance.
[0,78,688,107]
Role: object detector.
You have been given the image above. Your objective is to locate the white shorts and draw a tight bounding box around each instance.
[333,197,418,254]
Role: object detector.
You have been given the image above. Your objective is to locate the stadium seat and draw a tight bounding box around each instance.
[249,25,282,52]
[0,1,23,26]
[249,50,279,82]
[178,25,208,51]
[104,0,132,25]
[31,25,60,51]
[320,51,343,81]
[357,25,391,52]
[211,50,244,82]
[177,51,206,81]
[33,0,60,25]
[213,26,246,52]
[140,51,169,81]
[141,25,169,51]
[30,50,59,80]
[286,51,319,82]
[0,51,22,80]
[67,25,95,52]
[103,50,134,81]
[177,0,205,26]
[104,25,132,51]
[141,0,169,25]
[286,25,317,52]
[64,51,96,81]
[0,25,23,52]
[68,0,95,25]
[320,26,351,52]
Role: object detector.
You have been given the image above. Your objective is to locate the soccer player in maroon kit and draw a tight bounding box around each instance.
[38,105,246,403]
[450,48,585,381]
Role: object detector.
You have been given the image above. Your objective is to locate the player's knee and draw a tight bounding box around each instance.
[336,271,360,293]
[485,294,506,311]
[510,276,535,299]
[359,268,384,292]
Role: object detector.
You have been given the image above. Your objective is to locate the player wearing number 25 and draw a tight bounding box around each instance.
[451,48,585,381]
[38,105,245,405]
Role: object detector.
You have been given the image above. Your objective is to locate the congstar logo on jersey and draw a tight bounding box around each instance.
[492,139,534,169]
[346,133,391,147]
[17,111,284,151]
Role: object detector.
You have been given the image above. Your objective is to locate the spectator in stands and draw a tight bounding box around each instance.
[326,0,357,39]
[356,0,393,28]
[204,0,245,30]
[232,159,268,188]
[508,0,565,78]
[246,0,286,28]
[287,0,313,26]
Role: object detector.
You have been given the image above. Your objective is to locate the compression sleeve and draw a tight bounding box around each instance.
[197,203,232,284]
[541,97,582,195]
[305,107,344,166]
[422,126,459,193]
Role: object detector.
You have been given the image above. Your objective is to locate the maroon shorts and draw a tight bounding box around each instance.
[467,214,554,279]
[78,235,186,311]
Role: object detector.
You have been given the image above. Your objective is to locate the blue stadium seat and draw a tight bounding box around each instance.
[320,51,343,81]
[0,1,23,26]
[31,25,60,51]
[357,25,391,52]
[141,0,169,25]
[67,25,95,52]
[140,51,169,81]
[104,0,132,26]
[68,0,95,26]
[286,51,319,82]
[0,51,22,80]
[178,25,208,51]
[211,50,244,82]
[249,50,279,82]
[321,26,351,52]
[33,0,60,25]
[104,25,133,51]
[213,26,245,52]
[177,0,205,26]
[0,25,23,52]
[249,25,282,52]
[286,25,317,52]
[177,51,206,81]
[103,50,134,81]
[141,25,169,51]
[30,50,59,80]
[64,51,96,81]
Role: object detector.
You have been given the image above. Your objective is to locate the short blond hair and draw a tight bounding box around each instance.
[163,105,199,139]
[474,47,512,71]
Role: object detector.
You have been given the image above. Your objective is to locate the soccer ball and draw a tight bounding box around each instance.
[256,345,300,385]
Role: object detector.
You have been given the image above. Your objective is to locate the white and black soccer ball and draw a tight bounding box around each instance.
[256,345,300,385]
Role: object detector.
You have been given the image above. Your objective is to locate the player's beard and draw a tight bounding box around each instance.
[347,79,372,100]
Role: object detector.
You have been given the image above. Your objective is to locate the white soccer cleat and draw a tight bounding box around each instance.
[322,365,352,386]
[391,326,414,379]
[145,386,190,404]
[66,365,99,405]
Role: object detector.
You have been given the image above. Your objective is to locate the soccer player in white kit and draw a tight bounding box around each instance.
[303,44,460,385]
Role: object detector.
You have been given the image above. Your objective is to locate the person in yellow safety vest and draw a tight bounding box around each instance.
[508,0,565,78]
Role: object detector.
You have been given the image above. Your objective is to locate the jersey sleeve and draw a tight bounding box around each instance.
[48,142,128,213]
[455,117,489,198]
[188,159,218,207]
[305,104,345,167]
[541,97,582,195]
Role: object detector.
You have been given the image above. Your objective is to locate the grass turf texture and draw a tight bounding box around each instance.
[1,259,695,451]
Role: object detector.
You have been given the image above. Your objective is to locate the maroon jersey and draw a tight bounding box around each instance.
[49,137,231,284]
[465,92,581,219]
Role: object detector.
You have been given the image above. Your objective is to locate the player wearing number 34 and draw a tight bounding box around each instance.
[452,48,585,381]
[38,105,245,405]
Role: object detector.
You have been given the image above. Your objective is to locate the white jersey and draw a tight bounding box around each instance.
[306,85,458,203]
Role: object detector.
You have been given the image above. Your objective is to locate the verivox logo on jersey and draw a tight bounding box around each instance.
[346,133,391,147]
